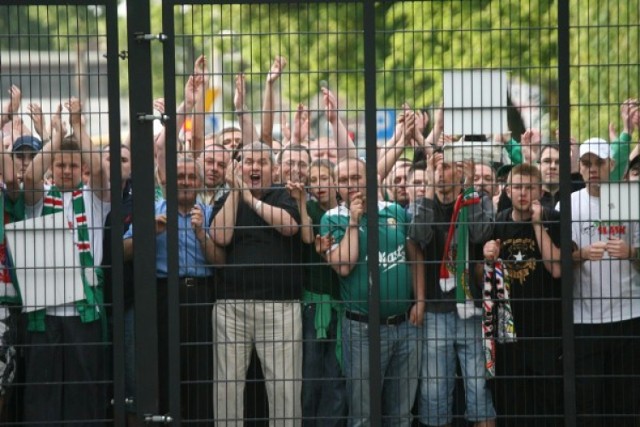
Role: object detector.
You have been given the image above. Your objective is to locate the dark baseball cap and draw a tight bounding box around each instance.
[12,135,43,152]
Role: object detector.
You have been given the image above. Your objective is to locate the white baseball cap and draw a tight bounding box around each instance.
[579,137,610,159]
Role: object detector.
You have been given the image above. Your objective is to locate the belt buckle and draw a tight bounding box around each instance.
[385,313,404,326]
[183,277,197,287]
[384,315,396,325]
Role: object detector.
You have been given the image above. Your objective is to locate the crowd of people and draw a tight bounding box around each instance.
[0,54,638,427]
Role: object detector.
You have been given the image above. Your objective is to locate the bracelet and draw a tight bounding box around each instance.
[254,200,263,212]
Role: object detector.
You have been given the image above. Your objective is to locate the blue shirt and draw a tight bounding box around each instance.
[123,200,214,278]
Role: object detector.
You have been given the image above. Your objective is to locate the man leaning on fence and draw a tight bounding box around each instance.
[210,141,303,426]
[21,98,110,423]
[320,157,424,427]
[560,138,640,426]
[408,149,496,427]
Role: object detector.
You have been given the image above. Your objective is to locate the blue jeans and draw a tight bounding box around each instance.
[342,316,419,427]
[418,311,495,426]
[302,303,347,427]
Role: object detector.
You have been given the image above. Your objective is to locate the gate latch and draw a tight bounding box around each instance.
[144,414,173,424]
[137,113,170,124]
[135,33,168,43]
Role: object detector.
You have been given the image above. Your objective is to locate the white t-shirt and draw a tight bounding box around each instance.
[558,188,640,324]
[26,186,111,316]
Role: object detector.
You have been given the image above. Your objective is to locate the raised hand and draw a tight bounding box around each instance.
[234,73,247,112]
[621,98,639,135]
[285,180,305,201]
[322,87,339,123]
[267,56,287,84]
[27,103,47,140]
[293,103,310,143]
[154,98,166,115]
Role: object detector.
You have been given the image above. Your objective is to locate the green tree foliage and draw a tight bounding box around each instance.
[2,1,638,141]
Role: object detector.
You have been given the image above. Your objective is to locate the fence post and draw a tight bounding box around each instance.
[126,0,161,421]
[557,1,577,426]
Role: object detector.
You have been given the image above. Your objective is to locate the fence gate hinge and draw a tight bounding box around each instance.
[144,414,173,424]
[135,32,169,43]
[102,50,128,60]
[137,113,170,124]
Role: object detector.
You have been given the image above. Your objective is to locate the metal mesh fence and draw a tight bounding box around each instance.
[0,1,638,425]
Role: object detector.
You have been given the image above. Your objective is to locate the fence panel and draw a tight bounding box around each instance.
[0,1,639,426]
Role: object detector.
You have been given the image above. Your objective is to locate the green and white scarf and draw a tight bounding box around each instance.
[440,187,482,319]
[27,186,104,333]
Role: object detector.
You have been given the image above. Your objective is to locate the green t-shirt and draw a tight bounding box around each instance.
[305,199,341,299]
[320,201,413,318]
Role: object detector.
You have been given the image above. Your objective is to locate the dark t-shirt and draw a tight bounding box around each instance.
[494,208,562,334]
[304,199,340,299]
[213,185,304,300]
[102,180,134,310]
[415,197,484,313]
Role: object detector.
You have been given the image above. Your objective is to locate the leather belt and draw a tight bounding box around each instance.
[345,310,408,326]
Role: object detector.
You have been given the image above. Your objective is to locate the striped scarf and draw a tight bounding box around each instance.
[482,259,516,378]
[28,186,104,333]
[440,187,482,319]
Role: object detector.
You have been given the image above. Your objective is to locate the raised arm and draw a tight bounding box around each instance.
[234,73,259,145]
[24,104,63,205]
[26,103,50,143]
[241,188,300,237]
[324,194,363,277]
[286,180,314,244]
[190,55,208,155]
[261,56,287,147]
[377,114,410,182]
[1,85,21,128]
[191,205,225,266]
[323,88,356,159]
[210,162,241,246]
[531,202,562,278]
[291,103,310,145]
[610,98,638,181]
[67,98,108,199]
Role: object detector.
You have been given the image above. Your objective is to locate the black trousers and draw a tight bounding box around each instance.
[23,315,108,426]
[157,277,214,424]
[574,317,640,427]
[493,339,563,427]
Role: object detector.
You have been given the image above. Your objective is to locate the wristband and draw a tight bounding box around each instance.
[254,200,263,212]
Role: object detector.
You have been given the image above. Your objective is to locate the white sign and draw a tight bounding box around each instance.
[443,70,508,136]
[5,213,85,312]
